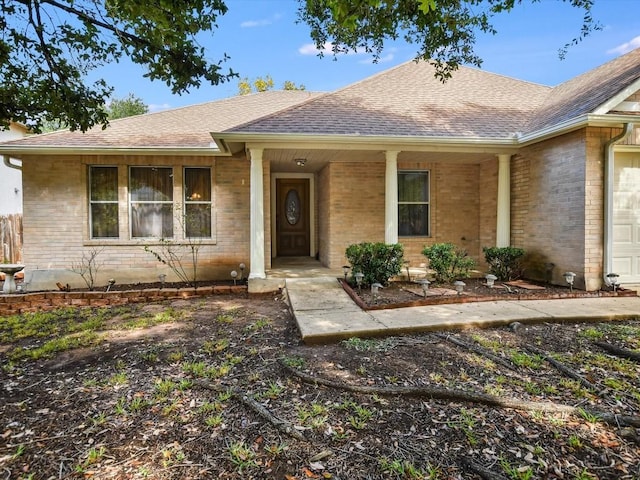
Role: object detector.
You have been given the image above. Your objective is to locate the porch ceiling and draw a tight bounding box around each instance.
[264,148,499,173]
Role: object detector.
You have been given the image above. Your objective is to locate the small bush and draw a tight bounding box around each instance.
[422,243,475,283]
[345,242,404,286]
[482,246,525,281]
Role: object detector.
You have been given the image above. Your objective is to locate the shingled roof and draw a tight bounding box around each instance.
[226,50,640,141]
[225,61,552,139]
[524,47,640,133]
[1,90,322,149]
[3,49,639,151]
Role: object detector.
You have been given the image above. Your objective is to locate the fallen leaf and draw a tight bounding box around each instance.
[309,449,333,462]
[302,466,319,478]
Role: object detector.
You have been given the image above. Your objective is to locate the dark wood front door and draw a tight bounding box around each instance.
[276,178,310,256]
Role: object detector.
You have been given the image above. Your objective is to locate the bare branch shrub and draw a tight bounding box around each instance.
[70,247,104,291]
[144,209,203,288]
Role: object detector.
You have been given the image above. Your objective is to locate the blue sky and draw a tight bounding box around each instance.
[95,0,640,112]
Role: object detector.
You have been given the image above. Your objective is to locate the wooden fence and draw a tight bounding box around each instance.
[1,214,23,263]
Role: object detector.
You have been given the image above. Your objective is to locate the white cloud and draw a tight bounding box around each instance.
[607,36,640,55]
[298,42,334,55]
[148,103,172,113]
[358,50,396,64]
[240,14,282,28]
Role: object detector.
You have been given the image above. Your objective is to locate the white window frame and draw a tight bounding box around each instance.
[398,170,431,237]
[183,166,213,239]
[88,165,119,239]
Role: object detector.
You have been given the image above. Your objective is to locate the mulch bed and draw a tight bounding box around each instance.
[342,277,637,310]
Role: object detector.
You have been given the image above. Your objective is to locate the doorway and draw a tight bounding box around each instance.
[275,178,310,256]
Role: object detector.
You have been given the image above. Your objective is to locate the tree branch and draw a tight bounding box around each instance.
[280,361,640,428]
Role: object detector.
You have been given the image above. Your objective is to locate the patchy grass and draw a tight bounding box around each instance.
[1,300,639,480]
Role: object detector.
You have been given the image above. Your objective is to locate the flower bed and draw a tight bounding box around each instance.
[340,278,637,311]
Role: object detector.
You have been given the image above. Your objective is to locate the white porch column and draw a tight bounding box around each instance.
[385,150,399,244]
[249,148,266,279]
[496,154,511,247]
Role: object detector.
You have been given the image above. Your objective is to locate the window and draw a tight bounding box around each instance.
[88,165,214,241]
[129,167,174,238]
[398,171,430,236]
[89,166,119,238]
[184,167,212,238]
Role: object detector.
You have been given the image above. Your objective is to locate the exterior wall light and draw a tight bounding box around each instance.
[485,274,497,288]
[454,280,466,295]
[563,272,576,292]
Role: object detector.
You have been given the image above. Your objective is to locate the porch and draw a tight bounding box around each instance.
[249,257,341,294]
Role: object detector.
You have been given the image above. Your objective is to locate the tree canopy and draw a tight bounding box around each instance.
[237,75,306,95]
[2,0,599,133]
[1,0,235,132]
[107,94,149,120]
[298,0,600,81]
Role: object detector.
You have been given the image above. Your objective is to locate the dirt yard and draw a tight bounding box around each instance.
[1,289,639,479]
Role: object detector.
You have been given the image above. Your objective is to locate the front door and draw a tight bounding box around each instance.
[612,153,640,283]
[276,178,310,256]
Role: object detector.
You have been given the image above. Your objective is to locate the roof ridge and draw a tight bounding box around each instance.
[328,58,553,94]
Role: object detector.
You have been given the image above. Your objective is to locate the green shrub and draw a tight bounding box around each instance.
[345,242,404,286]
[482,246,525,281]
[422,243,475,283]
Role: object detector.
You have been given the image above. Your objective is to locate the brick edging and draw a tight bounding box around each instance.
[338,279,637,311]
[0,285,248,316]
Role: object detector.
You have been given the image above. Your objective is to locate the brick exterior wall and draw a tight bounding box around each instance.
[31,136,628,293]
[317,164,331,266]
[263,159,272,271]
[317,154,492,271]
[512,127,624,291]
[319,159,386,268]
[21,154,252,290]
[479,159,498,265]
[512,131,587,287]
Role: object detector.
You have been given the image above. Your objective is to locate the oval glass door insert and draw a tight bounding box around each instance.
[285,189,301,225]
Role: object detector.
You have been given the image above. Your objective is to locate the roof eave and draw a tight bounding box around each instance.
[518,113,640,146]
[0,145,222,158]
[211,132,520,154]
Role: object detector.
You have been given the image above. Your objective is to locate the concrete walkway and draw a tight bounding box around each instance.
[285,277,640,344]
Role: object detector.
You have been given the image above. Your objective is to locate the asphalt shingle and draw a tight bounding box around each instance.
[227,60,552,139]
[1,90,323,148]
[525,48,640,133]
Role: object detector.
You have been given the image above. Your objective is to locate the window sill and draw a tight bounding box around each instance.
[84,239,218,247]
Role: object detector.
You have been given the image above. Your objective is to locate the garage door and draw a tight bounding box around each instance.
[612,153,640,283]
